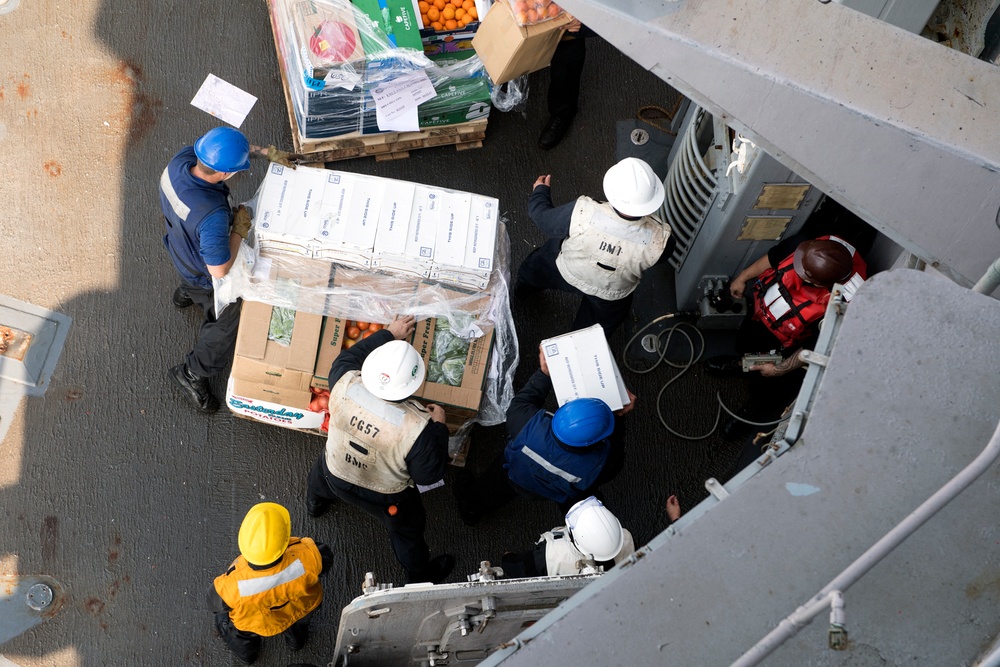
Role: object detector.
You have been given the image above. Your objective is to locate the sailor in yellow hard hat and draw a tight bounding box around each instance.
[208,503,332,664]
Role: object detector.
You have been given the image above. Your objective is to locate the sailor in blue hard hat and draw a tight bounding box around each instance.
[454,344,636,525]
[159,128,300,413]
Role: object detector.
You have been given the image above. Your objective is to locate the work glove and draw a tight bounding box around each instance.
[263,145,301,169]
[232,205,252,240]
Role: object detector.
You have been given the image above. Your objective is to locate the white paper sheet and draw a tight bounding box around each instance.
[190,74,258,128]
[372,71,437,132]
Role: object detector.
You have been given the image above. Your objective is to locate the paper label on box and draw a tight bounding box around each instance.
[281,167,330,239]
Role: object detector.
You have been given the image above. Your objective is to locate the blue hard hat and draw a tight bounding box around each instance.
[552,398,615,448]
[194,127,251,172]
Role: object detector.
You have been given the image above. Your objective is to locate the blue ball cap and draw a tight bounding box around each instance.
[194,127,250,173]
[552,398,615,448]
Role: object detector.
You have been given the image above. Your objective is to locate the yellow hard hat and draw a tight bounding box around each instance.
[238,503,291,566]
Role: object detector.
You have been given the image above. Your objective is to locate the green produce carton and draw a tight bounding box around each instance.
[418,73,491,127]
[352,0,423,53]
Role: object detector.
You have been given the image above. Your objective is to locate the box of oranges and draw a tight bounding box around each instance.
[472,0,572,84]
[418,0,480,32]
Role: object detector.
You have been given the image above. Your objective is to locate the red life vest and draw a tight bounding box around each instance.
[751,236,867,349]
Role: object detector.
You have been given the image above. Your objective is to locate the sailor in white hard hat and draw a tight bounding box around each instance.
[304,314,455,585]
[513,157,672,334]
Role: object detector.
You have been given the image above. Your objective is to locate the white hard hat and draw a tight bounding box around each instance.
[565,496,625,562]
[603,157,665,217]
[361,340,426,401]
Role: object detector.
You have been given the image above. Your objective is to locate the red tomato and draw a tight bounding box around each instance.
[315,394,330,410]
[356,321,371,331]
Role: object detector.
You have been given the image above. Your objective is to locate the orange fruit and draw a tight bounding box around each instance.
[418,0,429,11]
[421,12,429,26]
[526,7,537,22]
[462,0,473,9]
[455,8,465,19]
[442,5,454,19]
[467,5,477,18]
[445,18,457,29]
[546,3,559,17]
[347,325,361,340]
[433,0,445,8]
[427,6,439,20]
[431,20,443,29]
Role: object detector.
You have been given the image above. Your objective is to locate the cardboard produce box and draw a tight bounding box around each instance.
[226,301,327,430]
[471,0,572,84]
[541,324,630,411]
[409,317,494,412]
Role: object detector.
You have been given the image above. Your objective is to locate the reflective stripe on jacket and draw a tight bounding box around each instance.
[213,538,323,636]
[555,197,670,300]
[504,410,610,504]
[325,371,430,494]
[159,146,232,289]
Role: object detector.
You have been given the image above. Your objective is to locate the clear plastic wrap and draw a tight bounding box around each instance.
[271,0,491,139]
[490,73,529,113]
[227,206,518,429]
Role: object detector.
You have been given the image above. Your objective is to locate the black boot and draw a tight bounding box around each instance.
[169,364,219,413]
[406,554,455,584]
[538,115,572,149]
[172,285,194,309]
[306,493,333,518]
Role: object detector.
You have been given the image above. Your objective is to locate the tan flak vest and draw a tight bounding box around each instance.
[325,371,432,494]
[555,197,670,301]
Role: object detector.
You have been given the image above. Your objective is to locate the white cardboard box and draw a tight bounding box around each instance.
[372,180,417,257]
[465,194,499,275]
[434,191,472,266]
[316,171,356,245]
[406,185,440,262]
[541,324,630,411]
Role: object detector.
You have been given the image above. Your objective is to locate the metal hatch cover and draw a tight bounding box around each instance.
[333,567,600,666]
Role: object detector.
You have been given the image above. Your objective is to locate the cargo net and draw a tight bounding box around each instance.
[216,219,518,431]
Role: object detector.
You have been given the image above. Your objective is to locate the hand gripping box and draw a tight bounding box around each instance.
[541,324,630,411]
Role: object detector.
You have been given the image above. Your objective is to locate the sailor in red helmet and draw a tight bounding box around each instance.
[707,234,867,440]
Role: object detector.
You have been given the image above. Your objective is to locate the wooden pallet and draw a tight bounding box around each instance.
[266,0,487,164]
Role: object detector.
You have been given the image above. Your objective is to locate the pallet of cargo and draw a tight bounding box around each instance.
[266,0,487,164]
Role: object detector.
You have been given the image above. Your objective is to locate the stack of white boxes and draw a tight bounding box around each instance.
[252,164,500,287]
